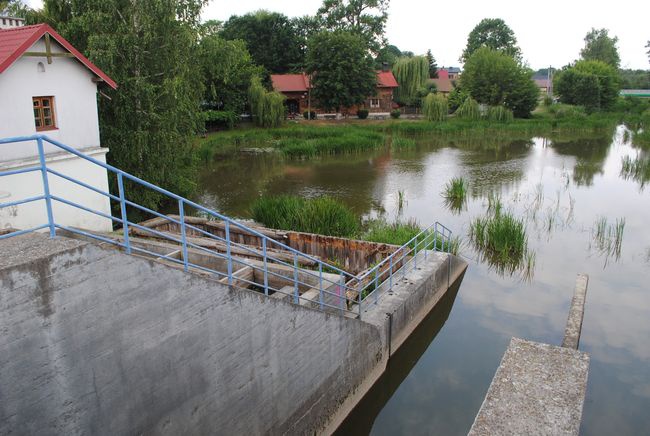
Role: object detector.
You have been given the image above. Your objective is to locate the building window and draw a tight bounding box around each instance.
[370,98,380,108]
[33,96,57,131]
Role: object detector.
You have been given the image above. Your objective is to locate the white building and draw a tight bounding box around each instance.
[0,23,117,232]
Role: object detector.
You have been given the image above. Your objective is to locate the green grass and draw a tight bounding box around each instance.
[360,219,422,246]
[251,195,359,237]
[592,216,625,261]
[392,135,417,148]
[442,177,468,214]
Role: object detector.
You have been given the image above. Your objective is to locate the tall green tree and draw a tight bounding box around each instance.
[39,0,207,212]
[426,49,438,78]
[392,56,429,106]
[199,35,263,113]
[375,44,403,68]
[221,10,303,74]
[461,18,522,63]
[580,28,621,68]
[554,60,620,110]
[461,47,538,117]
[306,31,376,112]
[317,0,389,53]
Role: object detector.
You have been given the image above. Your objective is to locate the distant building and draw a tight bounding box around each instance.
[620,89,650,98]
[0,15,24,29]
[271,69,399,116]
[0,24,117,232]
[431,67,461,96]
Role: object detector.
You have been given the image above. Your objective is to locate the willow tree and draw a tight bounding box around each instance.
[392,56,429,106]
[422,93,448,122]
[249,77,285,128]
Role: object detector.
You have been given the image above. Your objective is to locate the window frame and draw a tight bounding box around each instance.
[370,98,381,108]
[33,96,57,132]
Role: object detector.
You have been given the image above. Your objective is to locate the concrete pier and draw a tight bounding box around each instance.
[469,274,590,435]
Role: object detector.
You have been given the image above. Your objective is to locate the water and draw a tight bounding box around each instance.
[196,126,650,435]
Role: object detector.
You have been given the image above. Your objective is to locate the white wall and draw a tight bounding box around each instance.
[0,148,113,232]
[0,37,102,160]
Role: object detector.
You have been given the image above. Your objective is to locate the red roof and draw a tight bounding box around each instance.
[271,70,398,93]
[0,24,117,89]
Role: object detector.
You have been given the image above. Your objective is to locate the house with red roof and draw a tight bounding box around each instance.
[0,23,117,232]
[271,68,399,117]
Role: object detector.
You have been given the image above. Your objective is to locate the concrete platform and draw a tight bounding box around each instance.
[469,338,589,436]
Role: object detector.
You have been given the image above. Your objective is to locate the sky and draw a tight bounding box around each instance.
[25,0,649,69]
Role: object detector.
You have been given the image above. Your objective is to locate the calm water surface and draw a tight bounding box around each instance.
[196,126,650,435]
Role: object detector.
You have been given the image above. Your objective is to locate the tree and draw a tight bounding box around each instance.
[580,28,620,68]
[554,60,620,110]
[426,49,438,78]
[221,10,303,74]
[38,0,207,213]
[461,47,538,117]
[317,0,389,53]
[306,31,376,112]
[374,44,403,69]
[392,56,429,106]
[199,35,264,113]
[461,18,522,63]
[249,77,285,128]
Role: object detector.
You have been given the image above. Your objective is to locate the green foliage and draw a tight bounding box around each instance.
[543,95,553,107]
[461,18,522,63]
[547,104,587,119]
[357,109,369,119]
[39,0,207,213]
[306,30,376,112]
[486,105,514,122]
[361,219,422,246]
[455,97,481,120]
[374,44,404,69]
[198,35,263,114]
[580,28,620,68]
[390,109,401,119]
[251,195,359,237]
[249,77,285,128]
[443,177,468,201]
[448,86,470,112]
[221,10,303,73]
[422,93,448,122]
[426,49,438,78]
[621,155,650,187]
[461,48,538,117]
[317,0,389,53]
[392,56,430,106]
[303,110,317,120]
[619,69,650,90]
[392,136,416,147]
[202,110,238,130]
[554,60,620,111]
[611,96,650,115]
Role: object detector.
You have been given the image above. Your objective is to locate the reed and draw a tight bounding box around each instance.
[361,219,422,247]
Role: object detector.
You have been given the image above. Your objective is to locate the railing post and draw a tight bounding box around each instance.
[389,256,393,290]
[339,275,345,314]
[36,137,55,238]
[318,263,324,310]
[434,223,438,251]
[178,199,188,271]
[116,173,130,253]
[358,280,362,317]
[225,221,233,286]
[293,253,299,304]
[424,230,429,260]
[263,238,269,296]
[414,238,418,270]
[374,268,379,305]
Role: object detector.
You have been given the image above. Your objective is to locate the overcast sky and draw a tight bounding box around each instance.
[26,0,649,69]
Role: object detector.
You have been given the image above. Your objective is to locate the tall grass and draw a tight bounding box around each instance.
[392,135,416,148]
[422,93,448,122]
[455,97,481,121]
[620,155,650,187]
[442,177,468,214]
[486,105,514,122]
[591,216,625,262]
[251,195,359,237]
[361,219,422,246]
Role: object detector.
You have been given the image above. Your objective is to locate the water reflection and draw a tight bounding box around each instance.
[550,136,611,186]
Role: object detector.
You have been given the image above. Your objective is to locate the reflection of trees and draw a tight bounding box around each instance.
[620,150,650,189]
[550,136,611,186]
[334,278,462,435]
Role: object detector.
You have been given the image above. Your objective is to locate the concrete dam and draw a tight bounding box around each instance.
[0,231,467,435]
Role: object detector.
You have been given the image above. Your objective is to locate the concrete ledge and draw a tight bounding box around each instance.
[469,338,590,436]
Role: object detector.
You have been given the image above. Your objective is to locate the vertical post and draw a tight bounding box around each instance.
[402,248,407,279]
[374,268,379,305]
[414,238,418,270]
[262,238,269,296]
[178,199,188,271]
[318,263,324,310]
[389,256,393,290]
[37,137,55,238]
[116,173,130,253]
[225,221,233,286]
[424,230,428,260]
[358,280,362,317]
[293,253,299,304]
[339,275,345,314]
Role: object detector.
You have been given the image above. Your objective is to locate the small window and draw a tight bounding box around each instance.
[370,98,380,108]
[33,96,57,131]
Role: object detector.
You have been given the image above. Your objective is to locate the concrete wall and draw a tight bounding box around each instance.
[0,234,383,435]
[0,148,112,232]
[0,38,101,160]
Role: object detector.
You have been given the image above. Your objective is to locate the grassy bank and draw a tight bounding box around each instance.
[197,111,628,162]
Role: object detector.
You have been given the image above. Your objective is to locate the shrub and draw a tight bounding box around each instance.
[357,109,369,119]
[443,177,468,201]
[543,95,553,107]
[455,97,481,120]
[251,195,359,237]
[486,105,514,122]
[422,93,448,122]
[547,103,587,119]
[390,109,401,119]
[202,110,239,131]
[249,77,285,128]
[303,110,317,120]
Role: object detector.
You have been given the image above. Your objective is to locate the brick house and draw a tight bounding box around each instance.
[271,70,398,116]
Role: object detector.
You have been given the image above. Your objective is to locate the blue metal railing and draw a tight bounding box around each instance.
[0,134,453,318]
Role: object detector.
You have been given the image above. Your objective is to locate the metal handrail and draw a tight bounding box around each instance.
[0,134,454,318]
